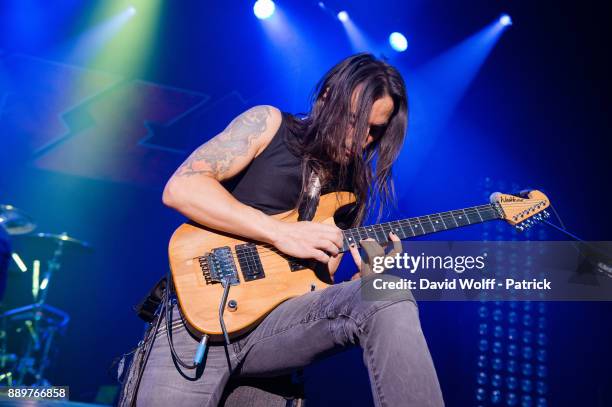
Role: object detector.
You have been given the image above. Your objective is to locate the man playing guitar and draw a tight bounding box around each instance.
[123,53,444,407]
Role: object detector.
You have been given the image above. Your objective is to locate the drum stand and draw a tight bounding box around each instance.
[1,238,71,386]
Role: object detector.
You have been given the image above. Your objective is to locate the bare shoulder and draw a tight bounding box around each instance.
[172,105,282,180]
[214,104,282,157]
[219,104,282,159]
[247,105,282,156]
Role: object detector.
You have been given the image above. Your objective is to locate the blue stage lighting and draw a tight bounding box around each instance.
[476,387,486,402]
[477,371,487,385]
[337,11,349,22]
[491,389,502,404]
[500,14,512,26]
[477,355,487,368]
[389,32,408,52]
[254,0,275,20]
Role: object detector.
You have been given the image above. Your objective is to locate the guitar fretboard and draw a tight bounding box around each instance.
[340,203,502,251]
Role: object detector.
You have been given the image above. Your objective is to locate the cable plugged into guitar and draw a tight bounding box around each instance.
[193,276,232,366]
[191,276,232,371]
[193,335,209,366]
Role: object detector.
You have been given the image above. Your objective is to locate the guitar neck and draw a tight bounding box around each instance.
[340,203,503,252]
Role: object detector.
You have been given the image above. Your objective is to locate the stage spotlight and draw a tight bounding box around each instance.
[127,6,136,15]
[318,2,325,8]
[337,11,349,22]
[499,14,512,26]
[254,0,275,20]
[389,32,408,52]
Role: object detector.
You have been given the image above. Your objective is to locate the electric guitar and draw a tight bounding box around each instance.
[168,190,550,339]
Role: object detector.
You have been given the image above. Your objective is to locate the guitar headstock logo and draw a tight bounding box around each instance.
[499,196,525,203]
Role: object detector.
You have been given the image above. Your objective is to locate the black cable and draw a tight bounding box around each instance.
[123,271,212,406]
[126,285,166,407]
[165,272,198,370]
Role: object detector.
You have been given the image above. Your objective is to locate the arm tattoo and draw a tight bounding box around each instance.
[175,105,271,177]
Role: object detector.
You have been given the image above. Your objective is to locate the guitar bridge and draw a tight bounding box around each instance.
[198,246,240,285]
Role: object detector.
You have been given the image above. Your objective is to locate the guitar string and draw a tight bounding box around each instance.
[220,212,506,269]
[205,202,545,266]
[198,219,550,281]
[222,208,544,266]
[201,206,499,264]
[243,200,545,260]
[195,201,547,268]
[246,208,501,261]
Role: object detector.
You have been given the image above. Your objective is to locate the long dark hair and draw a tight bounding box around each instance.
[286,53,408,227]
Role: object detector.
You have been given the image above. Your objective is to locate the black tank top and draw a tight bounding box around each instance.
[222,112,355,223]
[222,112,305,215]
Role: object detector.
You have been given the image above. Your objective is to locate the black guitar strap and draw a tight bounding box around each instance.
[133,275,167,323]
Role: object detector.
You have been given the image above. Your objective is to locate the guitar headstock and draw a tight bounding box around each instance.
[490,190,551,231]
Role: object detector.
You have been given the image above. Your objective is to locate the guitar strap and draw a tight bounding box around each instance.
[297,170,321,222]
[133,275,167,323]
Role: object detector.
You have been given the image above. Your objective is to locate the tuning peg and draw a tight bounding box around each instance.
[516,224,524,232]
[542,210,550,218]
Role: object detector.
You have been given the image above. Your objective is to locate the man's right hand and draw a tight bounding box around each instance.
[270,220,344,264]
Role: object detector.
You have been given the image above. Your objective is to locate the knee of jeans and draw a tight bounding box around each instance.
[339,275,417,326]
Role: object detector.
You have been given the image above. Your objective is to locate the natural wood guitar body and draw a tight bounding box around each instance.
[169,191,356,339]
[169,188,551,340]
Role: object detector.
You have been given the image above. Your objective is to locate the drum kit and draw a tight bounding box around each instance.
[0,204,91,386]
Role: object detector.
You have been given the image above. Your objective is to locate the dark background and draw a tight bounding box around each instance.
[1,0,611,405]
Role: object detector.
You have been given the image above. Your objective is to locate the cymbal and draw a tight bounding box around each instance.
[0,204,36,235]
[20,232,91,250]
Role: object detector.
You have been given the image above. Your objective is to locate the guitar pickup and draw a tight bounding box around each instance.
[235,243,265,281]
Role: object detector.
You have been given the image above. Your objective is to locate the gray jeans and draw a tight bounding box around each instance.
[123,276,444,407]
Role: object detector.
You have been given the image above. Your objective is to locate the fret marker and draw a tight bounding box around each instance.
[435,220,439,223]
[459,216,462,219]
